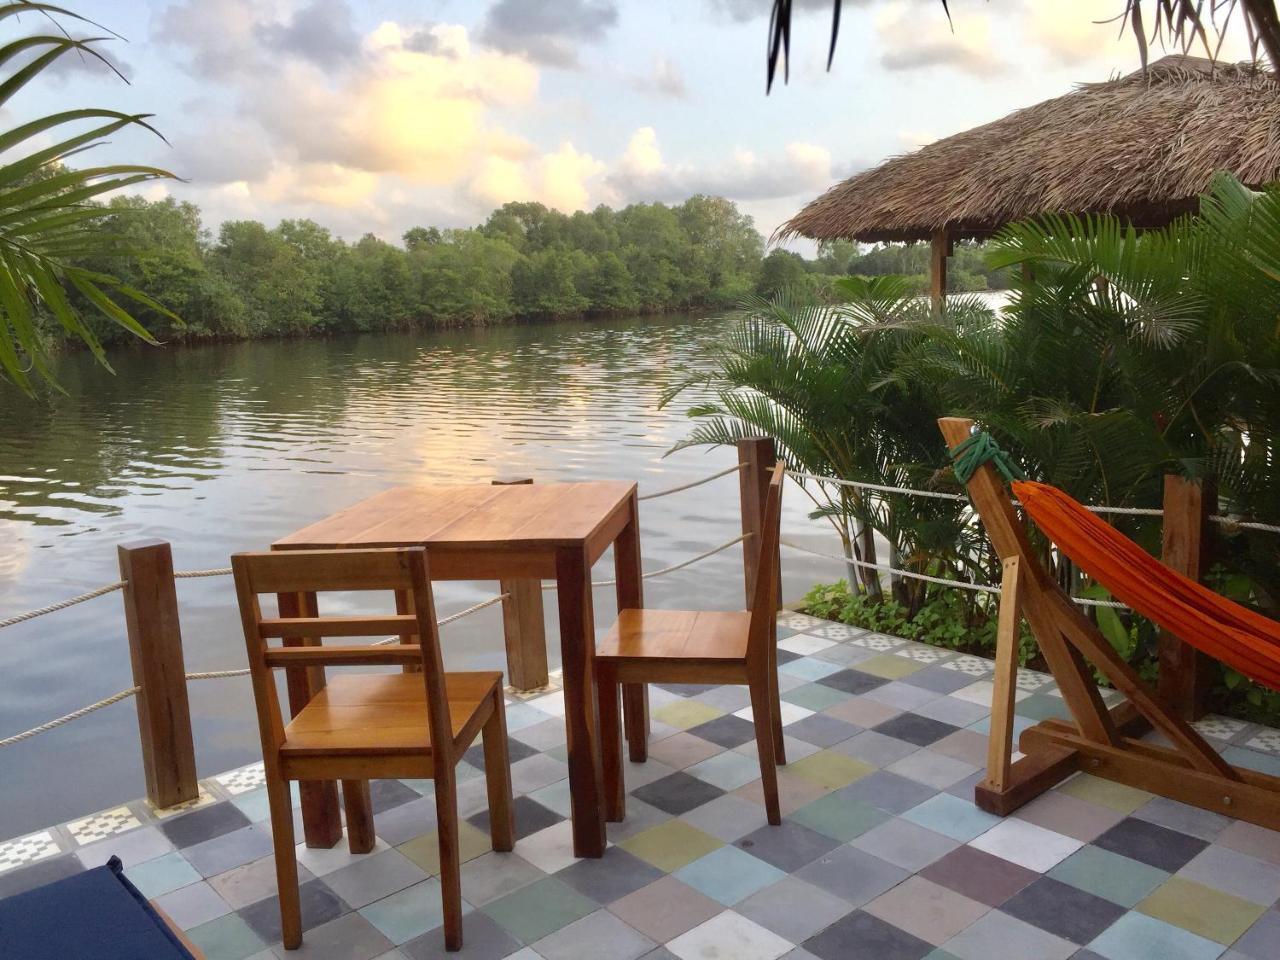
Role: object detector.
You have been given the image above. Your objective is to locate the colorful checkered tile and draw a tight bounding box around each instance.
[3,611,1280,959]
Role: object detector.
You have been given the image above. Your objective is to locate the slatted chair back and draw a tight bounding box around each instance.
[231,547,451,767]
[746,463,785,668]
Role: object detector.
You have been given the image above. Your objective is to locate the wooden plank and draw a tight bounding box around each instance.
[258,615,419,638]
[555,544,606,858]
[263,645,423,667]
[1159,475,1215,720]
[987,556,1024,792]
[493,479,549,691]
[118,540,198,810]
[974,743,1080,816]
[1023,721,1280,832]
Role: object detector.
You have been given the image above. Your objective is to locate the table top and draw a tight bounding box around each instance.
[273,481,636,553]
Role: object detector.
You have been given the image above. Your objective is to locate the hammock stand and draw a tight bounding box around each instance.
[938,416,1280,832]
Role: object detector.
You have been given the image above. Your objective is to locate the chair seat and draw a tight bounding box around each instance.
[281,671,502,757]
[596,609,752,663]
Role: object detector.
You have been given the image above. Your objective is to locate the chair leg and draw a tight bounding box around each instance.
[482,688,515,852]
[266,774,302,950]
[341,780,375,854]
[599,672,625,822]
[622,682,649,762]
[434,769,463,952]
[748,680,782,825]
[768,659,787,766]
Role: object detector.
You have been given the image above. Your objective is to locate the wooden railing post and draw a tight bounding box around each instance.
[493,478,550,691]
[1158,475,1215,720]
[118,540,198,809]
[738,438,779,608]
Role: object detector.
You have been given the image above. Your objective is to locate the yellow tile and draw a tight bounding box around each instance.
[1137,877,1265,945]
[856,655,925,679]
[787,750,875,790]
[397,821,491,874]
[652,699,723,731]
[619,820,723,872]
[1058,774,1152,813]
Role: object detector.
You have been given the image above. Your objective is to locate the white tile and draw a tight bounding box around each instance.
[733,702,813,726]
[295,838,391,876]
[952,680,1030,706]
[528,690,566,717]
[778,633,836,655]
[668,911,793,960]
[513,820,579,874]
[968,818,1082,872]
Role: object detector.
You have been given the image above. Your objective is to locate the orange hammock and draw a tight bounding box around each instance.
[1013,480,1280,692]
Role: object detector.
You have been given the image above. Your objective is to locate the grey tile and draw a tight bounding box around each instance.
[737,876,851,943]
[369,780,423,815]
[901,667,978,695]
[0,853,83,898]
[692,685,752,712]
[160,801,252,849]
[401,911,521,960]
[1092,817,1208,872]
[1001,877,1126,944]
[1178,844,1280,905]
[532,909,655,960]
[794,845,909,906]
[210,853,316,910]
[554,847,663,904]
[686,714,758,749]
[920,844,1039,907]
[183,825,275,878]
[786,713,862,748]
[240,877,349,943]
[736,821,840,873]
[468,795,563,842]
[370,797,437,847]
[1131,796,1233,842]
[631,772,725,816]
[1231,909,1280,960]
[851,818,960,872]
[605,798,671,843]
[839,771,939,814]
[323,849,430,909]
[154,879,233,930]
[833,730,921,767]
[873,713,959,747]
[276,911,393,960]
[863,681,940,712]
[678,793,770,842]
[818,669,891,695]
[941,910,1075,960]
[912,695,990,728]
[510,718,568,752]
[803,909,933,960]
[75,824,174,870]
[510,754,570,795]
[464,738,537,770]
[458,850,546,906]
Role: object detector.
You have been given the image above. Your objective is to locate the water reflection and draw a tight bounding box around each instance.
[0,315,842,838]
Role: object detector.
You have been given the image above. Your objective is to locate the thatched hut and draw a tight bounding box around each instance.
[778,55,1280,305]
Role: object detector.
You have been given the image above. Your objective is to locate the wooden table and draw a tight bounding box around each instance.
[272,480,643,858]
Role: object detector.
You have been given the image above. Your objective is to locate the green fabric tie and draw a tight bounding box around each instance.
[949,431,1026,485]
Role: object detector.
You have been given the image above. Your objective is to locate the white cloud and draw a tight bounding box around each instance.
[875,0,1005,77]
[632,56,687,98]
[608,126,833,204]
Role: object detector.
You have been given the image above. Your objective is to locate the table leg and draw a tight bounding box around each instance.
[614,491,649,761]
[278,590,342,849]
[555,545,606,858]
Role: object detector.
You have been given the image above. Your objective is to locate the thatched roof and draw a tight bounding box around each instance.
[778,56,1280,244]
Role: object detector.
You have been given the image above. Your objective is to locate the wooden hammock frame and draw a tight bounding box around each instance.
[939,417,1280,831]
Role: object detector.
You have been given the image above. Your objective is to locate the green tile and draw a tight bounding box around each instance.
[482,877,596,944]
[856,655,924,679]
[619,820,724,872]
[1013,694,1073,722]
[359,877,450,945]
[1137,876,1266,944]
[1049,845,1169,907]
[1058,774,1152,814]
[791,793,890,842]
[653,700,724,730]
[787,750,874,790]
[783,682,852,712]
[396,821,490,874]
[125,852,201,898]
[185,914,265,960]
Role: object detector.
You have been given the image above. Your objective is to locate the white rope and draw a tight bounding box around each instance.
[542,533,751,590]
[779,538,1129,609]
[372,593,511,645]
[174,567,232,579]
[0,686,140,748]
[187,668,251,680]
[1211,515,1280,534]
[787,471,966,502]
[638,464,745,501]
[0,581,126,629]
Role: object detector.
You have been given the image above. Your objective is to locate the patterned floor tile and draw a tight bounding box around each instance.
[0,830,60,874]
[669,910,794,960]
[1243,727,1280,754]
[940,656,993,678]
[1190,714,1248,741]
[778,633,838,655]
[66,806,142,846]
[895,643,957,665]
[214,762,267,797]
[148,787,218,818]
[803,909,934,960]
[607,876,724,944]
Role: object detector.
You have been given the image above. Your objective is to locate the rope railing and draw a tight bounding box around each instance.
[786,469,1280,528]
[540,532,751,591]
[638,463,745,501]
[780,538,1129,610]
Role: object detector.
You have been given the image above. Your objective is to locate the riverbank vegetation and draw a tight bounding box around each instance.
[671,172,1280,723]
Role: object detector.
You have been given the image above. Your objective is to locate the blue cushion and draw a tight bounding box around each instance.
[0,855,196,959]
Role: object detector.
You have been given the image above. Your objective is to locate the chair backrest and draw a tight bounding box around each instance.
[747,463,786,666]
[231,547,450,765]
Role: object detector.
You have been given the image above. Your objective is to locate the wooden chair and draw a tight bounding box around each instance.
[596,462,787,824]
[231,547,514,952]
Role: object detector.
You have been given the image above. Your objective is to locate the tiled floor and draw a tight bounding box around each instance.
[4,612,1280,959]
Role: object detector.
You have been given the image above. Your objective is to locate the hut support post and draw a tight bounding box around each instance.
[930,229,950,314]
[1158,475,1215,720]
[118,540,199,810]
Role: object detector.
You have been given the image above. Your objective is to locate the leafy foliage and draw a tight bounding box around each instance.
[0,2,178,393]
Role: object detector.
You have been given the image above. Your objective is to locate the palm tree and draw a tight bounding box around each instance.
[765,1,1280,92]
[0,2,178,395]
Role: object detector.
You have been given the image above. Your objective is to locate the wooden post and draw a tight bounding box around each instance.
[738,438,779,608]
[1159,474,1216,720]
[118,540,198,810]
[493,478,550,691]
[930,228,950,315]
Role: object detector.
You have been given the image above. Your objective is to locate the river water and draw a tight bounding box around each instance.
[0,314,842,839]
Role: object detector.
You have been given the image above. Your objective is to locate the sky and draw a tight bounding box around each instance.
[13,1,1251,252]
